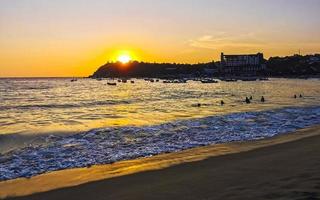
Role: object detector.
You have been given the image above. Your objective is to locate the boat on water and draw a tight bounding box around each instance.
[201,79,219,84]
[220,77,238,82]
[225,79,238,82]
[107,82,117,86]
[131,80,135,84]
[174,79,187,83]
[144,78,155,82]
[70,78,77,82]
[163,79,186,84]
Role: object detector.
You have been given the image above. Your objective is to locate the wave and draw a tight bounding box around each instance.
[0,106,320,181]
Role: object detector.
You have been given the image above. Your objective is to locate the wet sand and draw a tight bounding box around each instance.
[2,126,320,200]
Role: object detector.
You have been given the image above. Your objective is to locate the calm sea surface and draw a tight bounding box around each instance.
[0,78,320,180]
[1,78,319,136]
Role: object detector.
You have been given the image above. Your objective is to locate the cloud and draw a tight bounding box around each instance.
[188,32,265,50]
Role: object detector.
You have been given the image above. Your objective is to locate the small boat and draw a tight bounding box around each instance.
[122,79,128,83]
[225,79,237,82]
[144,78,156,83]
[131,80,135,84]
[70,78,77,82]
[107,82,117,86]
[201,79,218,84]
[174,79,187,84]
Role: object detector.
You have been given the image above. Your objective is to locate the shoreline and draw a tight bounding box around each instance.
[1,125,320,199]
[2,105,320,182]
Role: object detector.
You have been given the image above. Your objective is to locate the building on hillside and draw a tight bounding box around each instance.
[219,52,266,75]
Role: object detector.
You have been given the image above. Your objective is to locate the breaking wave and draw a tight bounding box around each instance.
[1,106,320,181]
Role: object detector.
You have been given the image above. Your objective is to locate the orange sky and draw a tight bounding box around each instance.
[1,0,320,77]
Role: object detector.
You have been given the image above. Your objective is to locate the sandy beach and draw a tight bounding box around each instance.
[1,126,319,200]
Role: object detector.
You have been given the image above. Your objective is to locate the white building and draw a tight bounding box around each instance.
[220,52,266,75]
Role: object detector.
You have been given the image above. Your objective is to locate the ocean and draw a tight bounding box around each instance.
[0,78,320,181]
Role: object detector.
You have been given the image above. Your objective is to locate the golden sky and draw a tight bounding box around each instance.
[1,0,320,77]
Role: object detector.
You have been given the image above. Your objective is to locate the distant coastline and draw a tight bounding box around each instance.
[91,54,320,78]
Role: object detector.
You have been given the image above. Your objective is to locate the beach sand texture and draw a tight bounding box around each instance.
[2,126,320,200]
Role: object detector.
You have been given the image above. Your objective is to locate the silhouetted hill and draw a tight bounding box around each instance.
[91,61,215,78]
[267,54,320,76]
[91,54,320,78]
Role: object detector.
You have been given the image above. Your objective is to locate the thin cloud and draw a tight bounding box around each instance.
[188,32,265,50]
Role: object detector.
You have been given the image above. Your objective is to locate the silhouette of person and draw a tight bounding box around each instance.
[294,95,297,99]
[245,97,251,104]
[221,100,225,106]
[250,96,253,100]
[261,96,265,102]
[299,94,303,98]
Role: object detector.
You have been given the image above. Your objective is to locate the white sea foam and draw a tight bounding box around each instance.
[1,106,320,181]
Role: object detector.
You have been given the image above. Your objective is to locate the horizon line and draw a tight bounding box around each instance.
[1,52,319,78]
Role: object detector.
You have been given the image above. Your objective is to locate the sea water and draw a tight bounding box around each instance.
[0,78,320,180]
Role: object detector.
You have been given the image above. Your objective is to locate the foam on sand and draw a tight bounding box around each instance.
[0,106,320,182]
[1,125,320,199]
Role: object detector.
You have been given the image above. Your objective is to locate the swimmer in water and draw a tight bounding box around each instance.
[245,97,251,104]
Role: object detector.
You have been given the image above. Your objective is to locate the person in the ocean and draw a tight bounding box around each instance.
[245,97,251,104]
[294,94,297,98]
[250,96,253,100]
[300,94,303,98]
[221,100,225,106]
[261,96,265,102]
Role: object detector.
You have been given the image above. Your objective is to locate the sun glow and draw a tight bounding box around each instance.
[117,54,132,64]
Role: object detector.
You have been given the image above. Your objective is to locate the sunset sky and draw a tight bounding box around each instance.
[1,0,320,77]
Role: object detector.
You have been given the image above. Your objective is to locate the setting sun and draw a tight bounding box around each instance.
[117,54,132,64]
